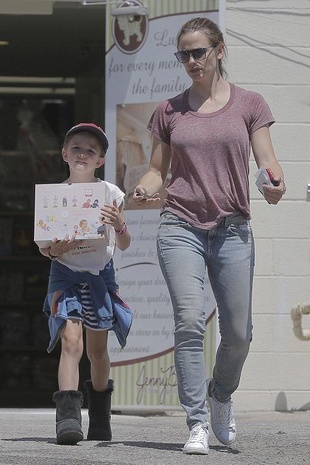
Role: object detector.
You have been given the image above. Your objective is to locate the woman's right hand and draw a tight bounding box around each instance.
[133,185,161,206]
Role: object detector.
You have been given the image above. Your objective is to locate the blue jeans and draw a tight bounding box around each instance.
[157,212,254,429]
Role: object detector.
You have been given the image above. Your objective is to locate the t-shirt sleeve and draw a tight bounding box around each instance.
[103,181,125,208]
[249,92,275,134]
[147,100,171,145]
[113,185,125,208]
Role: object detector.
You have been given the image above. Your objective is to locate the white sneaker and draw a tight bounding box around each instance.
[206,378,236,446]
[183,423,209,455]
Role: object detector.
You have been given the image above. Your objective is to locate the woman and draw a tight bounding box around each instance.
[133,17,286,455]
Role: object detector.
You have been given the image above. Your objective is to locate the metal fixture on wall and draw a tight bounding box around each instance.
[0,0,147,17]
[111,1,148,18]
[291,302,310,341]
[81,0,148,17]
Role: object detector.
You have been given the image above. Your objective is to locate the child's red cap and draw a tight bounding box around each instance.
[64,123,109,153]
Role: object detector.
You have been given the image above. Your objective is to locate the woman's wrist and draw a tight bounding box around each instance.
[115,222,127,235]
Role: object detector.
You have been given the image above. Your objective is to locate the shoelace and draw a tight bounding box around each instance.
[190,425,208,443]
[215,398,235,432]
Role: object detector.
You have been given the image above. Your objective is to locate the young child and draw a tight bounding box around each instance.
[38,123,132,445]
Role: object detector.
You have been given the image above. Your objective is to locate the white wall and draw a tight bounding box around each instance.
[225,0,310,411]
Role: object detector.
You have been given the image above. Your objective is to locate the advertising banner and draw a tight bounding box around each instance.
[105,0,223,410]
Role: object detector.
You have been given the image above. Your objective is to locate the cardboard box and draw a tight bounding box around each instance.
[34,182,108,247]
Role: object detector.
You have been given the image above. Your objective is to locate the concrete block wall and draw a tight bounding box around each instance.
[225,0,310,411]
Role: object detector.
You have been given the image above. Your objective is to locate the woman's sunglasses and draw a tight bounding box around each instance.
[174,46,214,63]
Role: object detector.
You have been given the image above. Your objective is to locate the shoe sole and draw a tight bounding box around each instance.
[183,447,209,455]
[57,431,84,445]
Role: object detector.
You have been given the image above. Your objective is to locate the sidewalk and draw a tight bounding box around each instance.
[0,409,309,465]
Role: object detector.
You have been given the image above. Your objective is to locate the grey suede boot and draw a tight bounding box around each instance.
[84,379,114,441]
[52,390,84,445]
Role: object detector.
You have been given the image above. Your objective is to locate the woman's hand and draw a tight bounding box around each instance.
[263,178,286,204]
[133,184,161,206]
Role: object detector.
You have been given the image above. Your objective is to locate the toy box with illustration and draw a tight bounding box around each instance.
[34,182,109,247]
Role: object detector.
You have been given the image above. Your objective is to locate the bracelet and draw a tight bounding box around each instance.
[48,248,61,261]
[115,222,127,235]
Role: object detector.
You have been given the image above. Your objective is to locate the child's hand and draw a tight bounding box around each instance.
[49,234,79,258]
[100,199,124,231]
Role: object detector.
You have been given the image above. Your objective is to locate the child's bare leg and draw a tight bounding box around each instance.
[58,319,84,390]
[86,329,110,391]
[53,319,84,445]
